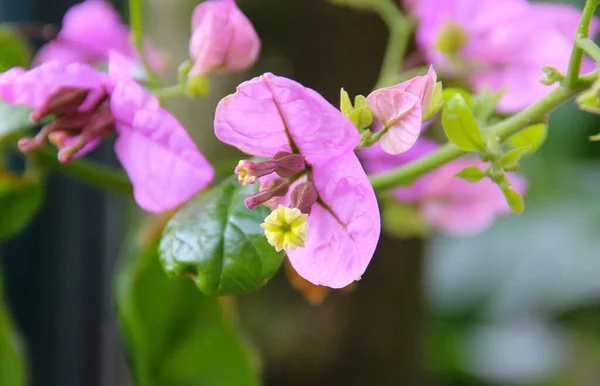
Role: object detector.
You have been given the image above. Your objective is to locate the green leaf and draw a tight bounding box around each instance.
[499,146,531,170]
[442,94,485,151]
[590,132,600,141]
[0,266,27,386]
[159,176,285,296]
[340,88,353,115]
[116,228,259,386]
[502,188,524,214]
[0,171,43,241]
[349,105,373,129]
[507,124,547,154]
[0,102,34,145]
[0,27,31,72]
[454,166,488,183]
[442,88,473,106]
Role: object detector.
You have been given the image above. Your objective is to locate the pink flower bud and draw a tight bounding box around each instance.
[272,151,306,178]
[188,0,261,77]
[245,178,290,209]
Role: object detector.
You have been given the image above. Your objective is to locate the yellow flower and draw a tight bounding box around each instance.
[261,205,308,251]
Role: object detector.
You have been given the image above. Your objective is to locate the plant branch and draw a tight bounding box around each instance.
[129,0,161,88]
[576,37,600,64]
[565,0,600,88]
[369,84,589,191]
[32,147,133,195]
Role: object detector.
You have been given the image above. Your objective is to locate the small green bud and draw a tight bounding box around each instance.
[178,61,193,84]
[340,88,353,115]
[185,76,210,97]
[540,66,564,86]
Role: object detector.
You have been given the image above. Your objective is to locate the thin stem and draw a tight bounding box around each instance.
[152,84,185,98]
[129,0,161,88]
[564,0,600,88]
[32,147,133,195]
[369,85,584,191]
[371,0,415,88]
[576,37,600,64]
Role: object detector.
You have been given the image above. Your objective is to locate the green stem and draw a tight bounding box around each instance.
[129,0,161,88]
[576,37,600,64]
[371,0,415,88]
[564,0,600,88]
[33,147,133,195]
[369,85,584,191]
[152,84,185,98]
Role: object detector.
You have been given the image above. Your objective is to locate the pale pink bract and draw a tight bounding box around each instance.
[189,0,261,76]
[366,67,437,154]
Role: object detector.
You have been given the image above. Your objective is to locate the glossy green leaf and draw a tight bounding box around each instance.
[499,146,531,170]
[0,266,27,386]
[507,124,547,154]
[442,94,485,151]
[502,188,524,214]
[159,177,285,296]
[0,27,31,72]
[0,102,34,145]
[454,166,488,183]
[116,230,259,386]
[0,171,43,241]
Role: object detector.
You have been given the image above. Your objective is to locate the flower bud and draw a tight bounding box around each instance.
[271,151,306,178]
[30,86,90,122]
[185,75,210,97]
[188,0,260,77]
[244,178,290,209]
[436,21,468,55]
[235,159,276,185]
[290,181,318,215]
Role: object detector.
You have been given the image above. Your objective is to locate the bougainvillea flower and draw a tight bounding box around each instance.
[215,73,380,288]
[409,0,599,113]
[188,0,260,77]
[34,0,164,71]
[0,54,214,213]
[360,140,527,235]
[366,66,437,154]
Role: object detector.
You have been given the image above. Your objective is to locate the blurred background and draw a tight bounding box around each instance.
[1,0,600,385]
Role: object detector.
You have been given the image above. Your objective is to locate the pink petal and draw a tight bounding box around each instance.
[0,62,105,111]
[215,73,360,163]
[286,152,380,288]
[111,81,214,213]
[32,41,93,67]
[366,88,422,154]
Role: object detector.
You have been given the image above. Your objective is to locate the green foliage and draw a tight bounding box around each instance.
[0,27,30,72]
[502,188,524,214]
[507,123,547,154]
[159,177,285,296]
[454,166,487,183]
[0,171,43,241]
[442,88,473,107]
[0,266,27,386]
[340,89,373,130]
[442,94,485,151]
[499,146,531,170]
[116,227,259,386]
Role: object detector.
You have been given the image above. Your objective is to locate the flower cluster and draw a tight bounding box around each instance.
[215,73,381,288]
[0,52,214,213]
[360,139,527,235]
[407,0,599,112]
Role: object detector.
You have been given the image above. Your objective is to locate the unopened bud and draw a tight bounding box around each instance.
[245,178,290,209]
[30,86,90,122]
[271,151,306,178]
[185,75,210,97]
[436,21,468,55]
[290,181,318,214]
[235,159,277,185]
